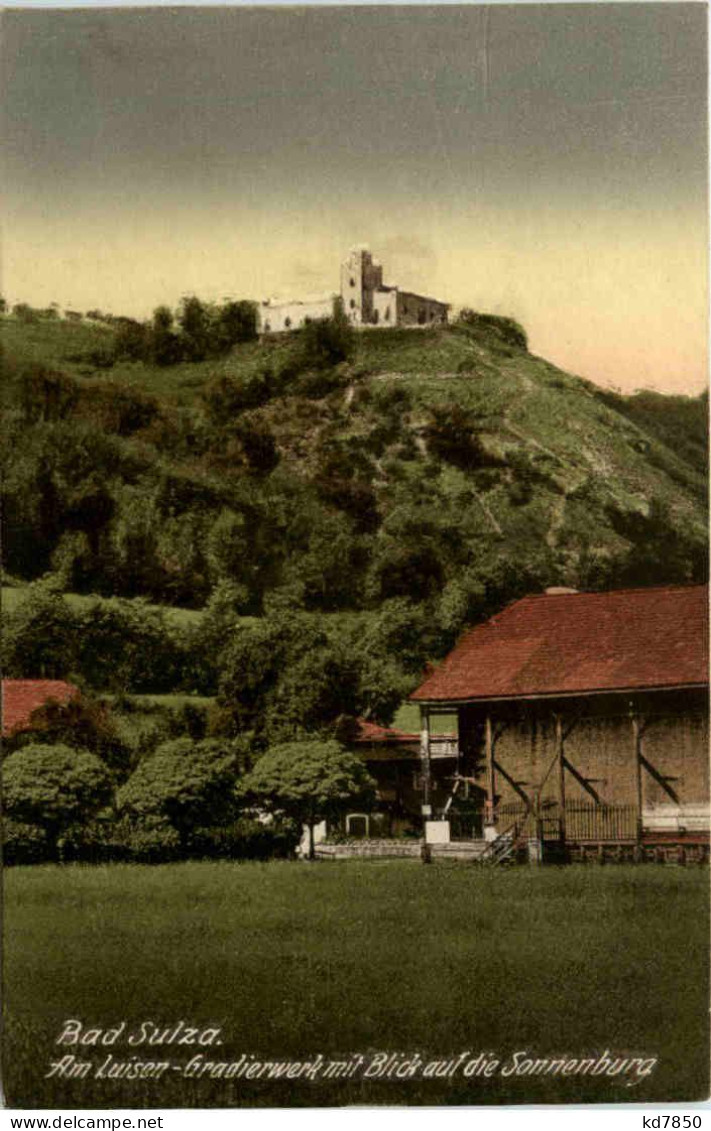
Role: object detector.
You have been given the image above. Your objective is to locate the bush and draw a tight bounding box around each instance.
[423,404,501,472]
[60,816,127,864]
[457,309,528,351]
[189,817,299,861]
[297,299,355,370]
[111,815,181,863]
[20,366,78,424]
[74,598,187,693]
[2,582,78,678]
[76,383,160,436]
[2,819,51,865]
[117,737,242,851]
[3,744,114,859]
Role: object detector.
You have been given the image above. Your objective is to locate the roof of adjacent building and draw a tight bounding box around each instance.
[351,718,421,762]
[1,679,80,737]
[353,718,420,744]
[411,584,709,703]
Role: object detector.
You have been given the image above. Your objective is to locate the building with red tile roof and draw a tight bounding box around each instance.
[409,585,709,860]
[412,584,708,703]
[1,680,80,738]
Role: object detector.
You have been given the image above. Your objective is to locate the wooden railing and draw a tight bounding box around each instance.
[428,737,459,758]
[454,801,639,843]
[565,803,637,842]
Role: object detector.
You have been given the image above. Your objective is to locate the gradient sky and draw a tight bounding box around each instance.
[2,4,707,392]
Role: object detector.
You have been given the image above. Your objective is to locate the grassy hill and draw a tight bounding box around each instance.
[2,309,707,709]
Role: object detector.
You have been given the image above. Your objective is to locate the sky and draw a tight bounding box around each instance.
[2,4,707,393]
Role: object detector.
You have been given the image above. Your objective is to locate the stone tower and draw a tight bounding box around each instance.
[340,247,384,326]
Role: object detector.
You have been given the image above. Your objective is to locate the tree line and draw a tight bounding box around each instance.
[4,701,375,865]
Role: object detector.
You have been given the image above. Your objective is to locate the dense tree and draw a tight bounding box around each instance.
[241,739,375,858]
[215,300,258,349]
[149,306,181,367]
[178,296,211,362]
[217,609,408,742]
[607,498,708,588]
[113,317,149,361]
[297,298,355,370]
[73,597,185,693]
[117,737,243,852]
[12,302,37,323]
[3,744,113,859]
[2,582,77,678]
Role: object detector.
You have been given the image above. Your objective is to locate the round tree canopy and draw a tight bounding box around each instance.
[242,738,375,826]
[3,743,113,829]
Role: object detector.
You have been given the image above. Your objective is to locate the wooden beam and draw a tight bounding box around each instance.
[561,756,603,805]
[631,713,644,844]
[555,714,566,846]
[485,714,495,826]
[420,705,431,818]
[639,753,680,805]
[493,758,534,811]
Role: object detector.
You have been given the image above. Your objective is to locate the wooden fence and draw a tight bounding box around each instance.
[451,801,638,843]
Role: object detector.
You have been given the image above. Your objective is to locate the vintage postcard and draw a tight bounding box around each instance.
[1,2,708,1112]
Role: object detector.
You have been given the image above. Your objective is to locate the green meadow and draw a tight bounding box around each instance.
[3,861,708,1108]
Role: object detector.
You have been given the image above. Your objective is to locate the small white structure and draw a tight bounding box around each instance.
[298,820,327,858]
[259,247,449,334]
[425,820,451,844]
[643,804,710,833]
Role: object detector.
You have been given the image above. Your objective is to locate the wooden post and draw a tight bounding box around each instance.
[631,710,644,849]
[420,705,431,825]
[485,714,495,827]
[555,714,566,848]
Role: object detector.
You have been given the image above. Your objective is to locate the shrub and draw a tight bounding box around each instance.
[297,299,355,370]
[2,582,78,678]
[423,404,501,471]
[3,744,113,860]
[241,738,376,858]
[111,815,181,864]
[457,309,528,351]
[74,598,186,693]
[2,819,51,865]
[117,737,242,852]
[188,817,299,861]
[20,366,78,424]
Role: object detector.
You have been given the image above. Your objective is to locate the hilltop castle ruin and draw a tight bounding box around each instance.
[259,247,450,333]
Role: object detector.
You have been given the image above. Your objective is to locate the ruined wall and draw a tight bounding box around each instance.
[261,248,449,332]
[259,296,334,333]
[394,289,449,327]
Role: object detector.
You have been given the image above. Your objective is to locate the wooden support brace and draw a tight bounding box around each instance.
[493,721,510,744]
[639,754,681,804]
[561,756,603,805]
[485,714,496,826]
[493,758,534,811]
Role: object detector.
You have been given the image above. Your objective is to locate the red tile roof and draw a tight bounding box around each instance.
[353,718,420,744]
[411,584,709,703]
[1,680,80,737]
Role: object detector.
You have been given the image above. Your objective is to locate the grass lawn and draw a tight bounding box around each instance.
[3,861,708,1108]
